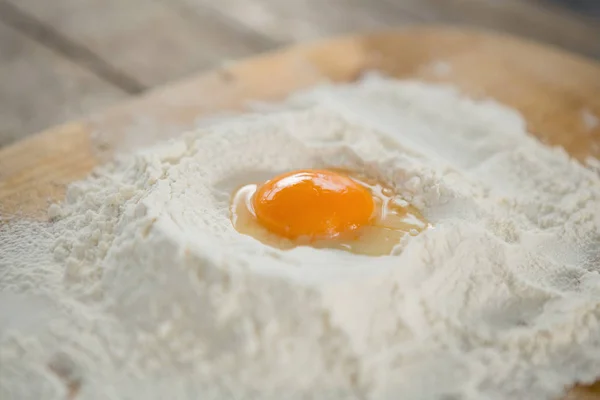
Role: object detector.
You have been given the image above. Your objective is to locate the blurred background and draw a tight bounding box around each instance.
[0,0,598,147]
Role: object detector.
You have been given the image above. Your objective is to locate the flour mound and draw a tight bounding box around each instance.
[2,77,600,400]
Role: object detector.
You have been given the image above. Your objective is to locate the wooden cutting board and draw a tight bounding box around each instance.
[1,27,599,399]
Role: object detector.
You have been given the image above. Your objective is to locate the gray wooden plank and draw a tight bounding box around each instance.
[0,22,126,147]
[7,0,279,87]
[543,0,600,17]
[185,0,425,43]
[0,0,145,94]
[183,0,600,59]
[385,0,600,59]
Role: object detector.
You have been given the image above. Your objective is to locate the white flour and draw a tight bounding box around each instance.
[1,76,600,400]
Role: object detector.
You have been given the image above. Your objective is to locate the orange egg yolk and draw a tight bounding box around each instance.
[252,169,375,240]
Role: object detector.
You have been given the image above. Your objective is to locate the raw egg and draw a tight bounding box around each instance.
[231,169,428,256]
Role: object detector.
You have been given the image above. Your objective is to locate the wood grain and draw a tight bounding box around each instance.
[7,0,279,87]
[186,0,600,59]
[0,22,126,147]
[187,0,425,42]
[383,0,600,60]
[0,27,600,398]
[2,0,599,147]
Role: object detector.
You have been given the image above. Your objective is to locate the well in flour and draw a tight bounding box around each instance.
[231,168,428,256]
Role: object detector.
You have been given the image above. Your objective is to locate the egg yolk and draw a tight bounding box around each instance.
[252,169,375,240]
[230,168,429,256]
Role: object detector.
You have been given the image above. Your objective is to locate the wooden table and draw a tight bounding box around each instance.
[1,27,600,399]
[0,0,599,147]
